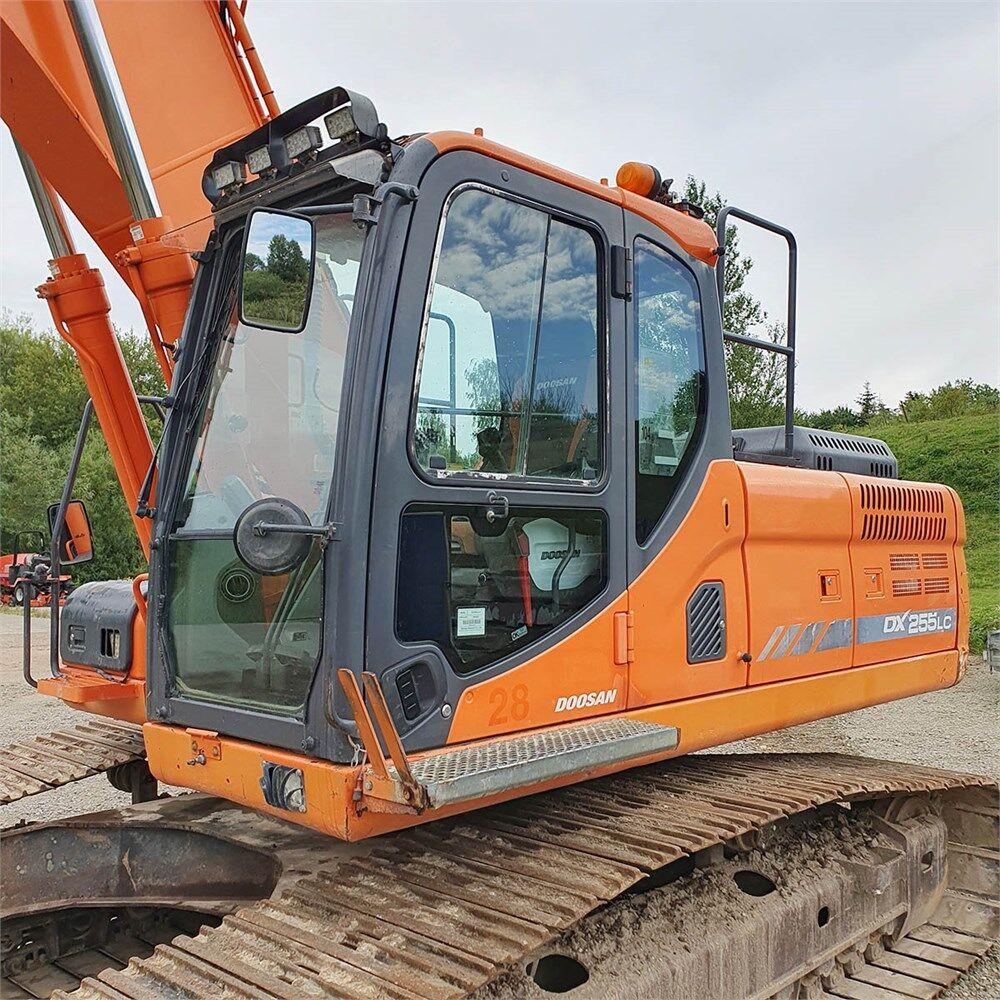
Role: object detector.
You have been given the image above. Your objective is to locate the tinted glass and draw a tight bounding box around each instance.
[634,239,705,544]
[396,504,607,672]
[413,189,601,481]
[167,213,364,714]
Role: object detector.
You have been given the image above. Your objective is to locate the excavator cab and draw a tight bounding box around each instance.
[142,87,709,768]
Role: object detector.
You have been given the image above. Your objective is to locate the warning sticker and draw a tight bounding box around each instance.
[456,607,486,637]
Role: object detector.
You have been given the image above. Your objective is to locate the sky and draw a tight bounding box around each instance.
[1,0,997,412]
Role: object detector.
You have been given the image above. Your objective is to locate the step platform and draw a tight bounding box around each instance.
[397,718,679,808]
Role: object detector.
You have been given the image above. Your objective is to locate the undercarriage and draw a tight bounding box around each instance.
[3,752,996,999]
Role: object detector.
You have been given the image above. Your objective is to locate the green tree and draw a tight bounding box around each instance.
[266,234,309,283]
[0,314,163,582]
[856,381,887,423]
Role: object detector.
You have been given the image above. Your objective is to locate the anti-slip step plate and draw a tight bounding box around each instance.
[397,719,679,808]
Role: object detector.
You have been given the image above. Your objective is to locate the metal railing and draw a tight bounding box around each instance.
[716,206,798,457]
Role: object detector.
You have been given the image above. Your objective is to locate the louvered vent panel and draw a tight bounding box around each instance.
[892,579,922,597]
[686,583,725,664]
[889,554,920,571]
[922,553,949,569]
[395,668,421,721]
[924,578,950,595]
[859,483,948,541]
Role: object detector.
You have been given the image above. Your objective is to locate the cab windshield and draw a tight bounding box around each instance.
[165,212,364,715]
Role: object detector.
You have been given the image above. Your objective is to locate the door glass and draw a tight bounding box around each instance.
[634,238,706,543]
[396,504,607,672]
[413,188,602,481]
[166,212,364,714]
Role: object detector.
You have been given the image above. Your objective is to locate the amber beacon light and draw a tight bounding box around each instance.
[616,160,662,197]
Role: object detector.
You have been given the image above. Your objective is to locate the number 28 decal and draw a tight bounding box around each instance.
[488,684,530,725]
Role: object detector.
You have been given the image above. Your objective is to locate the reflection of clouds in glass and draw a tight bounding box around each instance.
[246,212,312,262]
[435,191,547,319]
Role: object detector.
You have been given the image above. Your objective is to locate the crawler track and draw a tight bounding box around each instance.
[0,721,145,804]
[2,753,997,999]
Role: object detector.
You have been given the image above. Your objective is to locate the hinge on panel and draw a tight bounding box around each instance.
[614,610,635,665]
[611,245,632,300]
[352,181,419,228]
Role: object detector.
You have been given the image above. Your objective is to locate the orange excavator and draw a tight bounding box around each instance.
[2,4,996,998]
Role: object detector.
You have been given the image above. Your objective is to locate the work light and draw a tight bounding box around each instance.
[324,106,358,141]
[283,125,323,161]
[246,145,272,175]
[212,160,245,193]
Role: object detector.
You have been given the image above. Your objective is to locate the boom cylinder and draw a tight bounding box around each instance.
[18,140,154,553]
[36,255,154,556]
[63,0,159,222]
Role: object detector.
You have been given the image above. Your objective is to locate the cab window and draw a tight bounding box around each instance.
[413,188,602,482]
[634,238,706,543]
[396,504,608,672]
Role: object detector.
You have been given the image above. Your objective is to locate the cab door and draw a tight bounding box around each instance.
[365,150,628,752]
[623,209,750,708]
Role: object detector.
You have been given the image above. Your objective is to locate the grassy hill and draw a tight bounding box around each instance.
[863,414,999,651]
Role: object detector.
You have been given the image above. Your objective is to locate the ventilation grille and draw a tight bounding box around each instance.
[808,432,892,456]
[892,579,922,597]
[687,583,725,664]
[922,553,949,569]
[395,668,421,721]
[889,554,920,571]
[859,484,948,541]
[869,461,894,478]
[815,455,834,471]
[924,577,950,595]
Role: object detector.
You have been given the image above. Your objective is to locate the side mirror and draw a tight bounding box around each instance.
[239,208,315,333]
[48,499,94,565]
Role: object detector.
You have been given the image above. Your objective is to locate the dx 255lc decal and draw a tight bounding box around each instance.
[757,608,956,661]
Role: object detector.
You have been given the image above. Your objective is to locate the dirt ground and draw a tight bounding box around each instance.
[2,609,997,997]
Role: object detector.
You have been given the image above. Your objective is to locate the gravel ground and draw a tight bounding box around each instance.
[2,609,997,996]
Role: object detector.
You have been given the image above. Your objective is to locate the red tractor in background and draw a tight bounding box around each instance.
[0,530,75,607]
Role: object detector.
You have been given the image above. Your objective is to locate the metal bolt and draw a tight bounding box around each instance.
[441,703,453,719]
[364,780,373,792]
[501,169,510,182]
[301,736,316,752]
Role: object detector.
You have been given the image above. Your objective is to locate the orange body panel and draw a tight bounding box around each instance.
[628,461,750,705]
[842,477,962,667]
[143,649,959,842]
[424,132,719,265]
[740,463,855,684]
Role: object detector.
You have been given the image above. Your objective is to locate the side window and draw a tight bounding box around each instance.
[413,188,602,482]
[634,238,706,544]
[396,504,608,672]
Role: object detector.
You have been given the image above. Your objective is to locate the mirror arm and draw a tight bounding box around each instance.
[254,521,338,544]
[49,399,94,679]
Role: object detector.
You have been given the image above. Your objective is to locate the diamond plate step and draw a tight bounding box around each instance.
[397,719,679,808]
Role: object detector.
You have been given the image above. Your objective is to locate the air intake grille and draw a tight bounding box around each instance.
[922,553,949,569]
[687,582,725,664]
[892,579,922,597]
[859,484,948,541]
[889,554,920,571]
[924,577,950,594]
